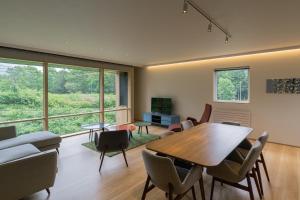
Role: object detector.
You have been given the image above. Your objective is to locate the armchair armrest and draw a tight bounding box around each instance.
[0,126,16,141]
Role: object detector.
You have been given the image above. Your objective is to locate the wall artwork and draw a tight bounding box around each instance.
[266,78,300,94]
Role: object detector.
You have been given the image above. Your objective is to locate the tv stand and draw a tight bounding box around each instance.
[143,112,180,127]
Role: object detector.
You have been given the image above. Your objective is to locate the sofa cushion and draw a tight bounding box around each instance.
[0,144,40,164]
[0,131,62,150]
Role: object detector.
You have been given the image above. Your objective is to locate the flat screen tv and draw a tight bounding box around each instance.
[151,97,172,115]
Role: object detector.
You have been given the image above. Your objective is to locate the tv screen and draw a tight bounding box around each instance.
[151,98,172,115]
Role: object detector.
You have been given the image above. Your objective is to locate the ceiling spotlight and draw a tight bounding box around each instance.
[208,22,212,32]
[225,35,229,44]
[183,0,188,14]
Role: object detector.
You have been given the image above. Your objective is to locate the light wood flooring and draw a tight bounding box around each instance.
[25,126,300,200]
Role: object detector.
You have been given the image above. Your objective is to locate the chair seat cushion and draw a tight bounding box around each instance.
[0,144,40,164]
[207,160,242,182]
[0,131,61,150]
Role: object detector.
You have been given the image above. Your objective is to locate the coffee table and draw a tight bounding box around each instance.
[81,123,110,142]
[134,121,151,134]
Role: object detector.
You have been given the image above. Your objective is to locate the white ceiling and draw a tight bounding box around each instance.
[0,0,300,67]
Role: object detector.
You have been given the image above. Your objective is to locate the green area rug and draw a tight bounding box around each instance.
[82,132,160,157]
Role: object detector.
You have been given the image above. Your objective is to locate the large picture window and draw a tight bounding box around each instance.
[48,64,101,135]
[0,57,132,136]
[0,59,44,135]
[214,67,250,103]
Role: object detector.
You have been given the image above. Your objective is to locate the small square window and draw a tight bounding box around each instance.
[214,68,250,103]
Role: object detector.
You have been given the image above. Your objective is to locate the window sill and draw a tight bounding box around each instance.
[214,100,250,104]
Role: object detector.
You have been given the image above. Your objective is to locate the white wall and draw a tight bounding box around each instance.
[134,49,300,147]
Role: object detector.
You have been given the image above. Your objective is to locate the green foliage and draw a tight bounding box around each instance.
[217,78,236,100]
[216,69,249,101]
[0,64,119,136]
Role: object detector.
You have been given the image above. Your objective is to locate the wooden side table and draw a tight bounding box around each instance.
[134,121,151,134]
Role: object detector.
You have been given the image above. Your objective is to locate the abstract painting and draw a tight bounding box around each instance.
[266,78,300,94]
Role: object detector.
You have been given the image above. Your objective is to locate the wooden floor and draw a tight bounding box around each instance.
[25,126,300,200]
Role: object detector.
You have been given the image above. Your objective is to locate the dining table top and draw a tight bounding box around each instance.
[146,123,253,167]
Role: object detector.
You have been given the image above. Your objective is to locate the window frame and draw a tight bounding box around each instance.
[213,67,250,104]
[0,56,133,136]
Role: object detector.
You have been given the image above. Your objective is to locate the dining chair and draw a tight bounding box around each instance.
[187,104,212,126]
[181,120,194,130]
[94,130,129,172]
[141,150,205,200]
[237,132,269,196]
[222,122,269,195]
[207,140,263,200]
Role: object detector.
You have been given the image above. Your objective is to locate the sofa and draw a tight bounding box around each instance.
[0,126,62,199]
[0,126,62,152]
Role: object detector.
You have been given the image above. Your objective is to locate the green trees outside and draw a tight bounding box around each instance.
[216,69,249,102]
[0,63,119,135]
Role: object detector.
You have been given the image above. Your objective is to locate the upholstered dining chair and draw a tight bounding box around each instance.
[222,122,270,195]
[94,130,129,172]
[187,104,212,126]
[181,120,194,131]
[237,132,269,196]
[207,140,263,200]
[141,150,205,200]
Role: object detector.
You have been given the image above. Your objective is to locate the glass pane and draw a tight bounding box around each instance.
[104,70,128,110]
[48,113,99,135]
[104,110,128,125]
[0,58,43,122]
[0,120,43,136]
[104,111,116,124]
[48,64,100,116]
[216,69,249,102]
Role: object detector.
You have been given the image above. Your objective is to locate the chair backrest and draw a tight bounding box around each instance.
[239,140,263,177]
[222,121,240,126]
[199,104,212,124]
[0,126,16,141]
[142,150,183,193]
[95,130,129,152]
[258,131,268,149]
[181,120,194,130]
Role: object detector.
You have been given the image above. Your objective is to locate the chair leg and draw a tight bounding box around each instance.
[99,151,105,172]
[210,177,215,200]
[56,148,59,154]
[199,175,206,200]
[256,161,263,195]
[260,153,270,182]
[146,126,149,134]
[168,183,174,200]
[252,168,262,199]
[141,176,151,200]
[46,188,50,195]
[191,186,196,200]
[246,173,255,200]
[122,149,129,167]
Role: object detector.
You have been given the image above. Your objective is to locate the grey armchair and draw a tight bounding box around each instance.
[181,120,194,131]
[94,130,129,172]
[207,140,263,200]
[141,150,205,200]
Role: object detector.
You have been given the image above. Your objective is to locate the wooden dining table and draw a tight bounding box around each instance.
[146,123,253,167]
